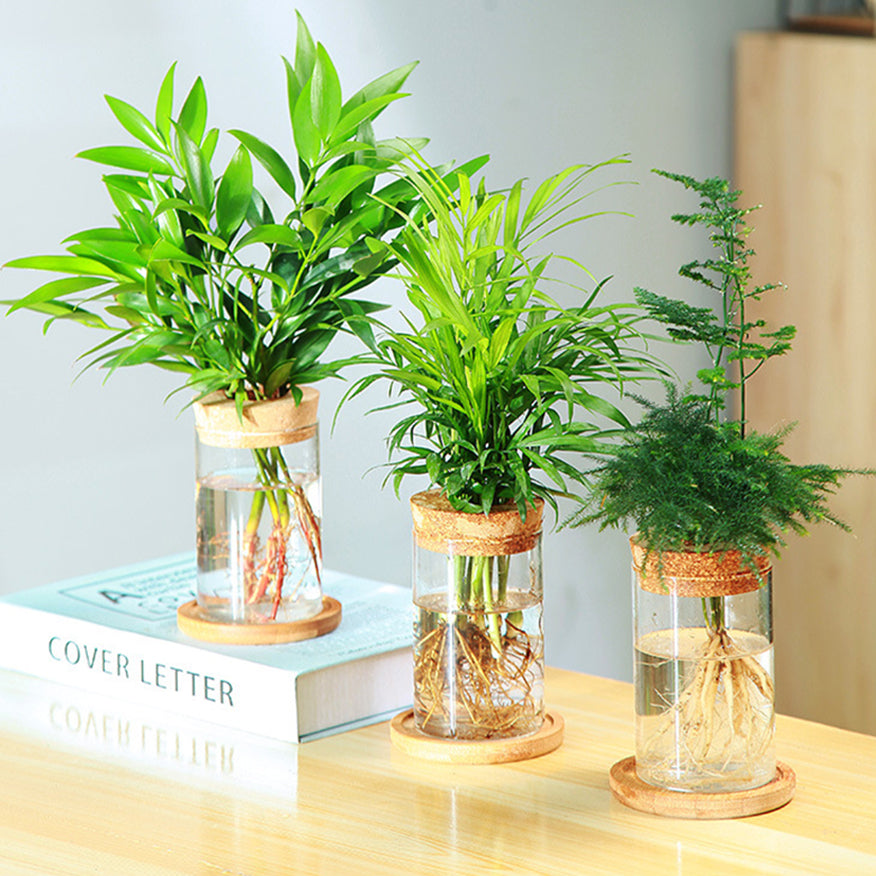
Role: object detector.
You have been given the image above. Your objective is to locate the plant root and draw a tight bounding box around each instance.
[414,614,543,740]
[240,486,322,618]
[642,627,773,780]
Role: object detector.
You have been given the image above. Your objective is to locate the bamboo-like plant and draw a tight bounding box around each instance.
[2,14,450,617]
[348,155,659,735]
[570,169,863,775]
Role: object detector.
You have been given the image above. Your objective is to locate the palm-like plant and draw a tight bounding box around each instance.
[348,155,659,737]
[350,155,656,517]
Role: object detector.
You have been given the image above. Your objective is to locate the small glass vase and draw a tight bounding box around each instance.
[193,388,323,625]
[631,539,775,793]
[410,491,545,740]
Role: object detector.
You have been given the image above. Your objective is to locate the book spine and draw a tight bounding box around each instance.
[0,602,302,742]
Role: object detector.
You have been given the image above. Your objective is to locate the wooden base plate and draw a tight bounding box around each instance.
[390,709,564,764]
[609,756,796,819]
[177,596,341,645]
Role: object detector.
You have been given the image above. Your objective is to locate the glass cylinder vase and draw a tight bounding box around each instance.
[410,490,545,740]
[631,539,775,793]
[193,388,323,625]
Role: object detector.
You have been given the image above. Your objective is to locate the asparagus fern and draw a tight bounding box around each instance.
[571,170,861,557]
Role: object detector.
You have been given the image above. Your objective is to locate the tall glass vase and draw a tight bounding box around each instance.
[410,491,545,740]
[631,539,775,793]
[192,388,323,626]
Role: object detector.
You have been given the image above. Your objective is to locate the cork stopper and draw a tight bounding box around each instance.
[630,536,770,597]
[193,387,319,449]
[410,490,543,556]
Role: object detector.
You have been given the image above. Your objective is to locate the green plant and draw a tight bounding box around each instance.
[1,14,439,620]
[571,170,855,558]
[571,170,864,774]
[4,13,423,407]
[349,155,657,518]
[348,155,659,737]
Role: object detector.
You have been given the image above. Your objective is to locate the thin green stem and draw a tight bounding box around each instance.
[702,595,725,635]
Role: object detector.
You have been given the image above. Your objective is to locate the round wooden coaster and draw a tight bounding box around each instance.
[177,596,341,645]
[609,756,796,819]
[390,709,564,764]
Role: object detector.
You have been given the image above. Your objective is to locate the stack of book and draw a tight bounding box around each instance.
[0,554,413,744]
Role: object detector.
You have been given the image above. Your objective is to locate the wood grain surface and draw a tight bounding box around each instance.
[0,667,874,875]
[735,31,876,735]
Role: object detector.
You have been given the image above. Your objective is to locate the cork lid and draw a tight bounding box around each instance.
[193,387,319,449]
[410,490,543,556]
[630,536,771,597]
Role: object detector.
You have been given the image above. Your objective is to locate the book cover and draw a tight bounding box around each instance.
[0,555,413,743]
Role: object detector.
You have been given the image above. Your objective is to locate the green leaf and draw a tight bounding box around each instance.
[4,254,123,278]
[520,165,582,233]
[310,43,342,138]
[101,173,151,200]
[5,275,108,314]
[309,164,374,208]
[330,93,406,145]
[341,61,417,116]
[67,238,148,271]
[187,230,229,252]
[292,80,321,167]
[62,227,136,245]
[236,224,303,249]
[229,130,297,200]
[202,128,219,164]
[13,298,108,329]
[375,137,428,163]
[302,207,332,237]
[178,76,208,144]
[149,239,206,269]
[153,196,209,222]
[294,11,317,89]
[77,146,173,175]
[175,126,214,209]
[105,304,148,324]
[321,140,375,163]
[155,64,176,145]
[283,56,302,124]
[352,246,387,277]
[264,360,296,398]
[216,146,253,237]
[146,179,184,248]
[105,95,165,152]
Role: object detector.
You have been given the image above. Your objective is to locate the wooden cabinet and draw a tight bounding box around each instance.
[735,31,876,734]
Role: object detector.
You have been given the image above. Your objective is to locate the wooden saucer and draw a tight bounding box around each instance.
[177,596,341,645]
[390,709,564,764]
[609,756,796,819]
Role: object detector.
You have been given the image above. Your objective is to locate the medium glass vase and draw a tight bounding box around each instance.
[410,491,545,740]
[193,388,323,625]
[631,539,775,793]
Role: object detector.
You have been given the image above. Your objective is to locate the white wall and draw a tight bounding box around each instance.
[0,0,780,681]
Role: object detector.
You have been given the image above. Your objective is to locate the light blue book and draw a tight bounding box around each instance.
[0,554,413,743]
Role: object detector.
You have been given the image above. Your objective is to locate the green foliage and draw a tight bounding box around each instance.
[634,170,794,425]
[571,170,863,557]
[3,13,428,407]
[571,387,854,557]
[346,155,660,517]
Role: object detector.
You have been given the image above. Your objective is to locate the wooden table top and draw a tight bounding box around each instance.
[1,666,874,875]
